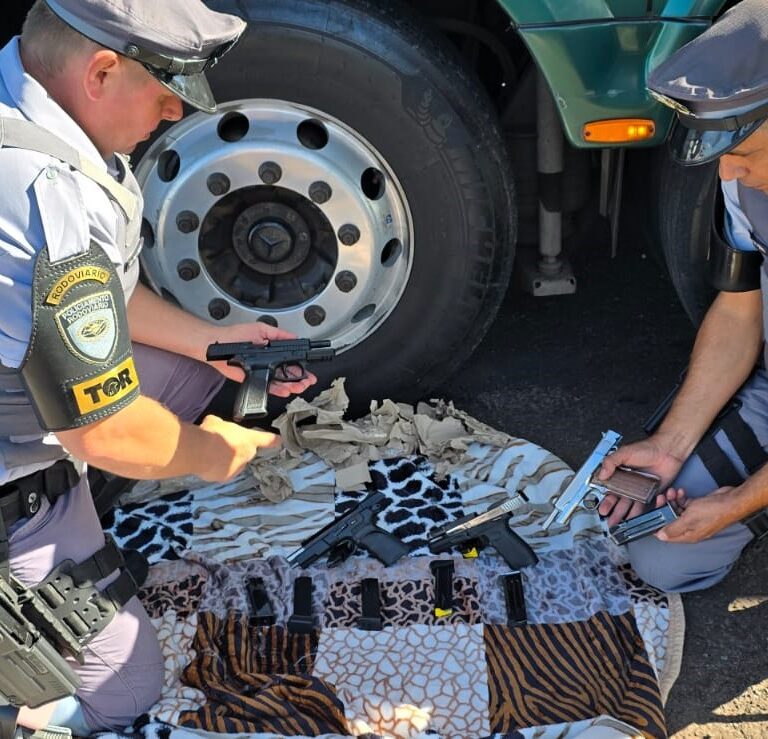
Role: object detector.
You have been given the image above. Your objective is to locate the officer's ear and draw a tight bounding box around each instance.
[82,49,122,103]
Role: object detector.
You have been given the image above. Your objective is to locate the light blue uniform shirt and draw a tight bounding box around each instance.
[722,178,758,252]
[0,38,132,483]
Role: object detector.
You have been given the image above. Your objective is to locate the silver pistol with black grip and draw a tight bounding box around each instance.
[287,491,412,568]
[206,339,336,421]
[427,495,539,569]
[541,430,661,531]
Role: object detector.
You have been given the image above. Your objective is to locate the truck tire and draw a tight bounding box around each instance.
[135,0,515,412]
[654,146,718,326]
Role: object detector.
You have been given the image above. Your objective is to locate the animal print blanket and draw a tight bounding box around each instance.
[99,396,683,739]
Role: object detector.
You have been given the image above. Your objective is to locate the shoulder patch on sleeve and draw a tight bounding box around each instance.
[18,240,139,430]
[33,163,89,263]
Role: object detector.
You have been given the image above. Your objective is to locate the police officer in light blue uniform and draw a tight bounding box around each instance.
[0,0,315,734]
[598,0,768,592]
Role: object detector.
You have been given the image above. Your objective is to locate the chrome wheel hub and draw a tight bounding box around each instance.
[135,100,413,349]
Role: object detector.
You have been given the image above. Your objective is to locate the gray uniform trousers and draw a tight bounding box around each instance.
[627,367,768,593]
[9,344,224,731]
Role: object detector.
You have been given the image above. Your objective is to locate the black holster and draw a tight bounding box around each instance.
[707,220,762,292]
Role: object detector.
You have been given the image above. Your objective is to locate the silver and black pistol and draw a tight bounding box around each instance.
[428,495,538,570]
[541,430,661,531]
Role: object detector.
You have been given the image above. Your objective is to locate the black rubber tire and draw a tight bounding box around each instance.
[199,0,516,413]
[654,145,718,326]
[0,5,29,44]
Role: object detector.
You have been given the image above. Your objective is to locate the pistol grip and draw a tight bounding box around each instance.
[234,368,271,421]
[362,530,411,566]
[488,529,538,569]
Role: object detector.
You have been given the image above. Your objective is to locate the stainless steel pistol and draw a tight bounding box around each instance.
[542,430,661,531]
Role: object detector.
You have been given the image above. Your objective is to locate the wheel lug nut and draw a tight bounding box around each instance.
[335,271,357,293]
[309,181,332,204]
[304,305,326,326]
[207,173,230,196]
[208,299,231,321]
[177,259,200,281]
[258,315,278,328]
[338,224,361,246]
[176,210,199,234]
[259,161,282,185]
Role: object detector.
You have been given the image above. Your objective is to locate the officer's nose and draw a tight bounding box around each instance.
[719,155,749,181]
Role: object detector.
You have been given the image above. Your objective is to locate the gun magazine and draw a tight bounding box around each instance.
[608,504,677,546]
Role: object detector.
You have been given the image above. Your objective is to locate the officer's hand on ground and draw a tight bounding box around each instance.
[197,414,281,481]
[656,486,736,544]
[596,434,687,527]
[208,322,318,395]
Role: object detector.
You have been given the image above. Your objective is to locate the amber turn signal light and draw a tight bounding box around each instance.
[582,119,656,143]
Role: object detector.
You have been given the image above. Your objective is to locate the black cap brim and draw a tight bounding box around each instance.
[152,71,217,114]
[670,117,766,166]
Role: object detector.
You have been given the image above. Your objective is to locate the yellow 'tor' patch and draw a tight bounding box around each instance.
[46,266,111,305]
[71,357,139,414]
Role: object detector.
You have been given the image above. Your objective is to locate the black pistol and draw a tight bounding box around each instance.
[206,338,335,421]
[286,491,412,568]
[428,495,538,570]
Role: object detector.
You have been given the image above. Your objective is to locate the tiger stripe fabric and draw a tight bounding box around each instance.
[178,613,347,735]
[485,611,666,737]
[175,609,664,738]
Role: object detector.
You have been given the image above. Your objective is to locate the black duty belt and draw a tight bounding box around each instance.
[0,459,79,527]
[0,459,80,581]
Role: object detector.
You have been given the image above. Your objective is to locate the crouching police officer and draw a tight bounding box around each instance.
[0,0,315,734]
[597,0,768,592]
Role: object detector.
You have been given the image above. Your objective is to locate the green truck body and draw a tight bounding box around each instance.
[503,0,723,147]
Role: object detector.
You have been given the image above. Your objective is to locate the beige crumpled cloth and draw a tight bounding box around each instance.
[250,377,520,501]
[123,377,529,505]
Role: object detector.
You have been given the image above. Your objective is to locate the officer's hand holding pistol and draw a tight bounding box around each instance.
[206,322,318,397]
[207,338,335,421]
[596,433,687,527]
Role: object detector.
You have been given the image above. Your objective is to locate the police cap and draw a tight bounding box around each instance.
[43,0,246,113]
[647,0,768,166]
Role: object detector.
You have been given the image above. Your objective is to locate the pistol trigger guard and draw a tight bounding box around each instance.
[327,539,356,567]
[275,362,308,382]
[583,493,601,511]
[460,538,483,556]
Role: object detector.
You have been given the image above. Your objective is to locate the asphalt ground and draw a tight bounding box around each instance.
[434,227,768,737]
